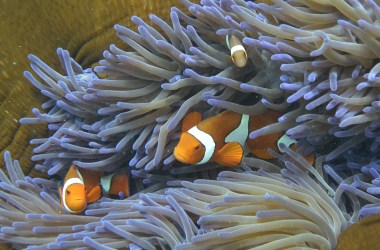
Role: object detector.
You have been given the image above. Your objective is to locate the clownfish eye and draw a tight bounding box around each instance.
[66,190,71,195]
[195,145,200,150]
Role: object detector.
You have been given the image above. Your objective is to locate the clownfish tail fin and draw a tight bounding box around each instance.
[182,111,202,131]
[100,174,130,198]
[215,142,243,167]
[110,174,130,198]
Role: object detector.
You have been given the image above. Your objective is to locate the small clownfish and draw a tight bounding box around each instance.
[226,35,248,68]
[59,165,130,213]
[173,110,315,167]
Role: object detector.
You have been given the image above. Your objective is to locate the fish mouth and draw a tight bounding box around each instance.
[70,199,86,204]
[173,149,191,164]
[68,199,86,212]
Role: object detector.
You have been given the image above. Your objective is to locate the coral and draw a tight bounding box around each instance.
[337,214,380,249]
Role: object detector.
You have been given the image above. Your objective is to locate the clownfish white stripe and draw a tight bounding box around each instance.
[277,134,297,153]
[100,174,114,195]
[188,126,215,165]
[226,35,231,49]
[225,114,249,146]
[62,177,84,213]
[230,45,246,56]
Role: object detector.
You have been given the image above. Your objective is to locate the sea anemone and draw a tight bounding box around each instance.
[20,0,285,176]
[239,0,380,161]
[0,147,366,249]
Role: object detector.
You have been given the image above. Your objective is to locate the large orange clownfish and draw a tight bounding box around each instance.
[174,110,314,167]
[59,165,130,213]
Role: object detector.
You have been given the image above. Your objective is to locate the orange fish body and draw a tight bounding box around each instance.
[59,165,129,213]
[174,110,314,167]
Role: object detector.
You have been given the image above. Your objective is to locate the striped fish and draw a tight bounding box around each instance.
[174,110,314,167]
[59,165,129,213]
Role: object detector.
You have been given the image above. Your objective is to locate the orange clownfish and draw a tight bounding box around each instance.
[174,110,314,167]
[226,35,248,68]
[59,165,130,213]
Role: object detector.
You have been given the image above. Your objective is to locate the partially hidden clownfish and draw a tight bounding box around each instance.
[173,110,314,167]
[226,35,248,68]
[59,165,130,213]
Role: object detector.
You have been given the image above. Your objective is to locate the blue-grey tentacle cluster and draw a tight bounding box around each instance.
[21,0,285,175]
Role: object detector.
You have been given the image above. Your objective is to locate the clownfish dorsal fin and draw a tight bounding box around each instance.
[182,112,202,132]
[215,142,243,167]
[86,185,102,203]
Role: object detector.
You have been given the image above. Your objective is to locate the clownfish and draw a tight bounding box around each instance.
[173,110,314,167]
[226,35,248,68]
[59,165,130,213]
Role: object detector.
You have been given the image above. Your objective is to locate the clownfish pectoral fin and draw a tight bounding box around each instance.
[58,186,65,214]
[58,186,63,204]
[215,142,243,167]
[182,112,202,131]
[86,185,102,203]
